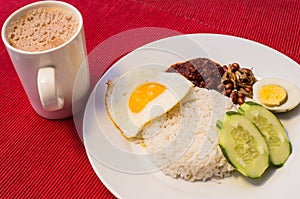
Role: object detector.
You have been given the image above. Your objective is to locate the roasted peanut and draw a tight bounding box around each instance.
[230,91,238,104]
[244,86,253,93]
[237,97,245,105]
[230,63,240,72]
[241,68,252,76]
[224,82,233,90]
[225,89,232,96]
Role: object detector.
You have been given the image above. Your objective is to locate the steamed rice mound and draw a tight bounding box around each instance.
[141,87,237,181]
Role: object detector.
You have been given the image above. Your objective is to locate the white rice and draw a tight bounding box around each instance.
[141,87,237,181]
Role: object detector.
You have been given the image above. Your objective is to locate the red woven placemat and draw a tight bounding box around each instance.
[1,0,299,198]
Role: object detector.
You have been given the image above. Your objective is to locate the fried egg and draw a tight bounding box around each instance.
[105,68,193,138]
[252,78,300,113]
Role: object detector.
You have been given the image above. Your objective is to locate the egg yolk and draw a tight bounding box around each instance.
[129,82,166,113]
[258,84,287,107]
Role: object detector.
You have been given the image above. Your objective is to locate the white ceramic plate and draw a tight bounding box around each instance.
[83,34,300,199]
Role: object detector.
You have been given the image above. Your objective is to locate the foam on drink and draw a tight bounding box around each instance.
[7,6,79,52]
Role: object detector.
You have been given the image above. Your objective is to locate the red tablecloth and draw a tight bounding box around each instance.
[1,0,299,198]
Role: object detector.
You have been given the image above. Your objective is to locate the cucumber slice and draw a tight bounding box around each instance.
[217,111,269,178]
[238,101,292,166]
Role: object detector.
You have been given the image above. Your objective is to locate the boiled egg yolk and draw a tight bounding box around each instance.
[129,82,166,113]
[258,84,287,107]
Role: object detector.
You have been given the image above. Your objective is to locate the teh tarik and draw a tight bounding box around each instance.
[7,6,79,52]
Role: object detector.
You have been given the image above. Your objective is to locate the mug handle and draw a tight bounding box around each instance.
[37,67,64,111]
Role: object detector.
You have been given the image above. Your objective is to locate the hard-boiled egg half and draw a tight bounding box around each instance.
[252,78,300,113]
[105,68,193,138]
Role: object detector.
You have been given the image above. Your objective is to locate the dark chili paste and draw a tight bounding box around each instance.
[166,58,225,92]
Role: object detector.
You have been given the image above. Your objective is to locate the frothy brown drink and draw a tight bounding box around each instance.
[7,6,79,52]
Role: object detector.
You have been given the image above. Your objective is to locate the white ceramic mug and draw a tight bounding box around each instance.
[1,1,90,119]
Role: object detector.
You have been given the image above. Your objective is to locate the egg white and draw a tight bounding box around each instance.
[105,68,193,138]
[252,78,300,113]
